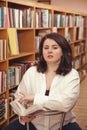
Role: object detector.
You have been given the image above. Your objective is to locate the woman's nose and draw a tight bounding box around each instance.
[48,47,52,52]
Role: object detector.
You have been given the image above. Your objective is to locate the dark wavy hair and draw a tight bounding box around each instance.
[36,32,72,76]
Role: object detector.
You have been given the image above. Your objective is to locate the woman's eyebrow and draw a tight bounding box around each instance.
[44,44,58,46]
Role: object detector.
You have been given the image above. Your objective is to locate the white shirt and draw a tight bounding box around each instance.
[15,66,80,130]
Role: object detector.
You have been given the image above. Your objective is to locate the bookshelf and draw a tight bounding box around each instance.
[52,7,87,80]
[0,0,87,128]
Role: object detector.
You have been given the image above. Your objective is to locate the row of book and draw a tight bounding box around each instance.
[1,28,86,64]
[8,28,51,56]
[8,7,34,28]
[0,7,7,28]
[35,30,51,52]
[7,27,86,56]
[0,94,7,122]
[76,26,84,40]
[8,61,34,88]
[73,54,87,70]
[0,7,51,28]
[35,28,86,53]
[65,26,84,41]
[0,7,34,28]
[0,71,7,93]
[54,14,85,27]
[0,60,34,93]
[74,41,86,57]
[0,6,86,28]
[0,39,6,60]
[35,9,51,28]
[9,89,16,116]
[64,27,72,41]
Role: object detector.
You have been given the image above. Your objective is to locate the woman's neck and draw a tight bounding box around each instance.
[46,63,58,73]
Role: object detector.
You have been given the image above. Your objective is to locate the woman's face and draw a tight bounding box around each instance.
[43,38,63,64]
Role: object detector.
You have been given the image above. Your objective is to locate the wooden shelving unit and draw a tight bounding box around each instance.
[0,0,87,129]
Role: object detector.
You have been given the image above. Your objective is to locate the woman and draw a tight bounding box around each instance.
[4,33,81,130]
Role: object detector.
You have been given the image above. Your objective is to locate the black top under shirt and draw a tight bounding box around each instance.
[45,90,49,96]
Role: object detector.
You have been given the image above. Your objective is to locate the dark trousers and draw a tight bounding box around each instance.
[3,119,82,130]
[3,119,36,130]
[62,122,82,130]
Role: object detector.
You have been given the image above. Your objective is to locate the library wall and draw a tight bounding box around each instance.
[51,0,87,13]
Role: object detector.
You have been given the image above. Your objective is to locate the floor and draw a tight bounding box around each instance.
[73,75,87,130]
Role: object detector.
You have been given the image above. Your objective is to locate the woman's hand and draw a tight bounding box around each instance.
[18,92,34,104]
[20,116,36,123]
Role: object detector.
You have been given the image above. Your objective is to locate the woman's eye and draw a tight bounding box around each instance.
[43,46,58,49]
[52,46,58,49]
[44,47,49,49]
[53,47,58,49]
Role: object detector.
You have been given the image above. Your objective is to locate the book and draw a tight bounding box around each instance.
[10,99,47,117]
[8,28,19,55]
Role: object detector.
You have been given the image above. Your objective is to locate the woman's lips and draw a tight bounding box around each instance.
[47,55,53,58]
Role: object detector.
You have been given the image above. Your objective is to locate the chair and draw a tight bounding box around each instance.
[26,111,66,130]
